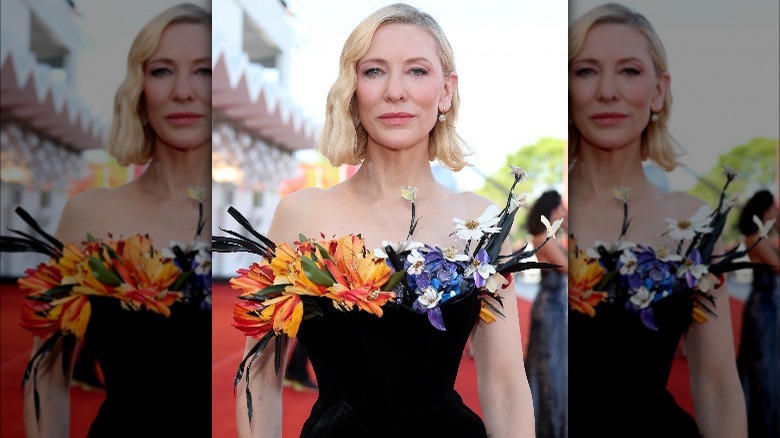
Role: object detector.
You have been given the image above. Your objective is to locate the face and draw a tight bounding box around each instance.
[143,23,211,153]
[569,23,668,153]
[355,23,456,153]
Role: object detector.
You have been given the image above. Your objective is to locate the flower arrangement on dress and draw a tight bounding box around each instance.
[0,188,210,421]
[568,165,773,330]
[214,164,560,423]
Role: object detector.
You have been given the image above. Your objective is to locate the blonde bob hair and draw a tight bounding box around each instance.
[569,3,679,171]
[318,3,471,171]
[107,3,211,166]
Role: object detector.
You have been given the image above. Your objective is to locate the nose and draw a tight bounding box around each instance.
[383,71,407,102]
[596,72,618,102]
[172,72,195,102]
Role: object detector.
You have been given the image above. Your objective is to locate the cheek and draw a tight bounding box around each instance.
[143,81,167,113]
[195,76,212,104]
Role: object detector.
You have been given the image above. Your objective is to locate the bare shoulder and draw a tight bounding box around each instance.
[454,191,496,216]
[268,187,330,242]
[56,187,126,242]
[666,191,709,218]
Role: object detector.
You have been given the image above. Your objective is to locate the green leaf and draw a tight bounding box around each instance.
[170,271,193,292]
[382,270,406,291]
[300,256,335,286]
[88,256,122,286]
[316,243,334,262]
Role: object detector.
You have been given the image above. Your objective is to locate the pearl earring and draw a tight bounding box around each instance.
[439,113,446,123]
[650,113,659,123]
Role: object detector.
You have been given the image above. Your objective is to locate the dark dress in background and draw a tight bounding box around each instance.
[738,267,780,438]
[525,270,568,438]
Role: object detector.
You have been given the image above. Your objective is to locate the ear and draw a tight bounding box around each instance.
[439,72,458,112]
[651,71,670,113]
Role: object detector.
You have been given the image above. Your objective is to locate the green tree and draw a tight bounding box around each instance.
[476,137,566,244]
[687,137,778,244]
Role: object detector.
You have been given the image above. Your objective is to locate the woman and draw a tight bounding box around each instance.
[567,4,746,437]
[236,3,534,437]
[737,189,779,438]
[23,4,212,437]
[524,190,568,438]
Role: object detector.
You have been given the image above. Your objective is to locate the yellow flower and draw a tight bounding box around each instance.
[568,241,607,317]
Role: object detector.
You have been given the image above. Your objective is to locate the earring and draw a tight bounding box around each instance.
[439,113,446,123]
[650,113,659,123]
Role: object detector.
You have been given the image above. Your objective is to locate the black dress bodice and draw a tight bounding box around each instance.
[84,296,211,437]
[296,291,487,438]
[569,290,699,437]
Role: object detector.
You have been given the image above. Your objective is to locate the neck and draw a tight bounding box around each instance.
[136,142,211,201]
[352,146,441,202]
[570,140,653,200]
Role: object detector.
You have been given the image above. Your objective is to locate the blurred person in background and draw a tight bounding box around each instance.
[737,189,779,438]
[524,190,568,438]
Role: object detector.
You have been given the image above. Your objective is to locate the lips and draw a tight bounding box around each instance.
[166,112,203,126]
[378,112,414,125]
[591,112,627,126]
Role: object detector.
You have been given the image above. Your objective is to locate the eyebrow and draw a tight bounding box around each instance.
[572,56,647,65]
[358,56,434,66]
[146,57,212,65]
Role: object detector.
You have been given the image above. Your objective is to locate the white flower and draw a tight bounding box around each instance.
[697,272,721,293]
[484,273,509,293]
[753,215,776,239]
[417,286,443,309]
[401,186,417,202]
[664,205,713,241]
[630,286,655,309]
[719,193,740,214]
[194,251,212,275]
[442,246,469,262]
[541,215,563,239]
[374,240,424,259]
[654,245,683,262]
[586,240,636,259]
[452,204,501,241]
[613,186,630,203]
[677,258,708,282]
[721,164,740,180]
[406,249,426,275]
[509,192,528,212]
[464,257,496,281]
[618,251,638,275]
[509,164,528,182]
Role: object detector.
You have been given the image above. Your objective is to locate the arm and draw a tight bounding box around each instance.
[23,198,89,438]
[684,242,747,437]
[471,239,535,438]
[235,193,310,437]
[235,337,289,438]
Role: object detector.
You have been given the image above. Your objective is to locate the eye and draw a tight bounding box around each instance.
[362,67,384,77]
[408,67,428,76]
[621,67,641,76]
[574,67,596,77]
[150,67,172,77]
[196,67,212,76]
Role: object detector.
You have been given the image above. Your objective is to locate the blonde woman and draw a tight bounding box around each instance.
[236,3,534,437]
[23,4,212,437]
[568,3,746,437]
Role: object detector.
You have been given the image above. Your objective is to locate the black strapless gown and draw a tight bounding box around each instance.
[84,296,211,437]
[569,291,699,437]
[296,291,487,438]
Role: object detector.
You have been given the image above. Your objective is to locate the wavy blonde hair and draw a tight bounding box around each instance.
[318,3,470,171]
[569,3,679,171]
[107,3,211,166]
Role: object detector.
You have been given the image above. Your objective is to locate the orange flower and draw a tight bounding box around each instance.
[20,300,59,338]
[56,295,91,337]
[230,263,275,294]
[18,263,62,296]
[568,243,608,317]
[232,299,273,338]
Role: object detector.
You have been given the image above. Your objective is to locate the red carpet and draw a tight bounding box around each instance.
[0,281,743,437]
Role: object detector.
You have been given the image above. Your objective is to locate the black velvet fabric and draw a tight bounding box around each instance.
[84,296,211,437]
[569,291,699,437]
[296,291,487,438]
